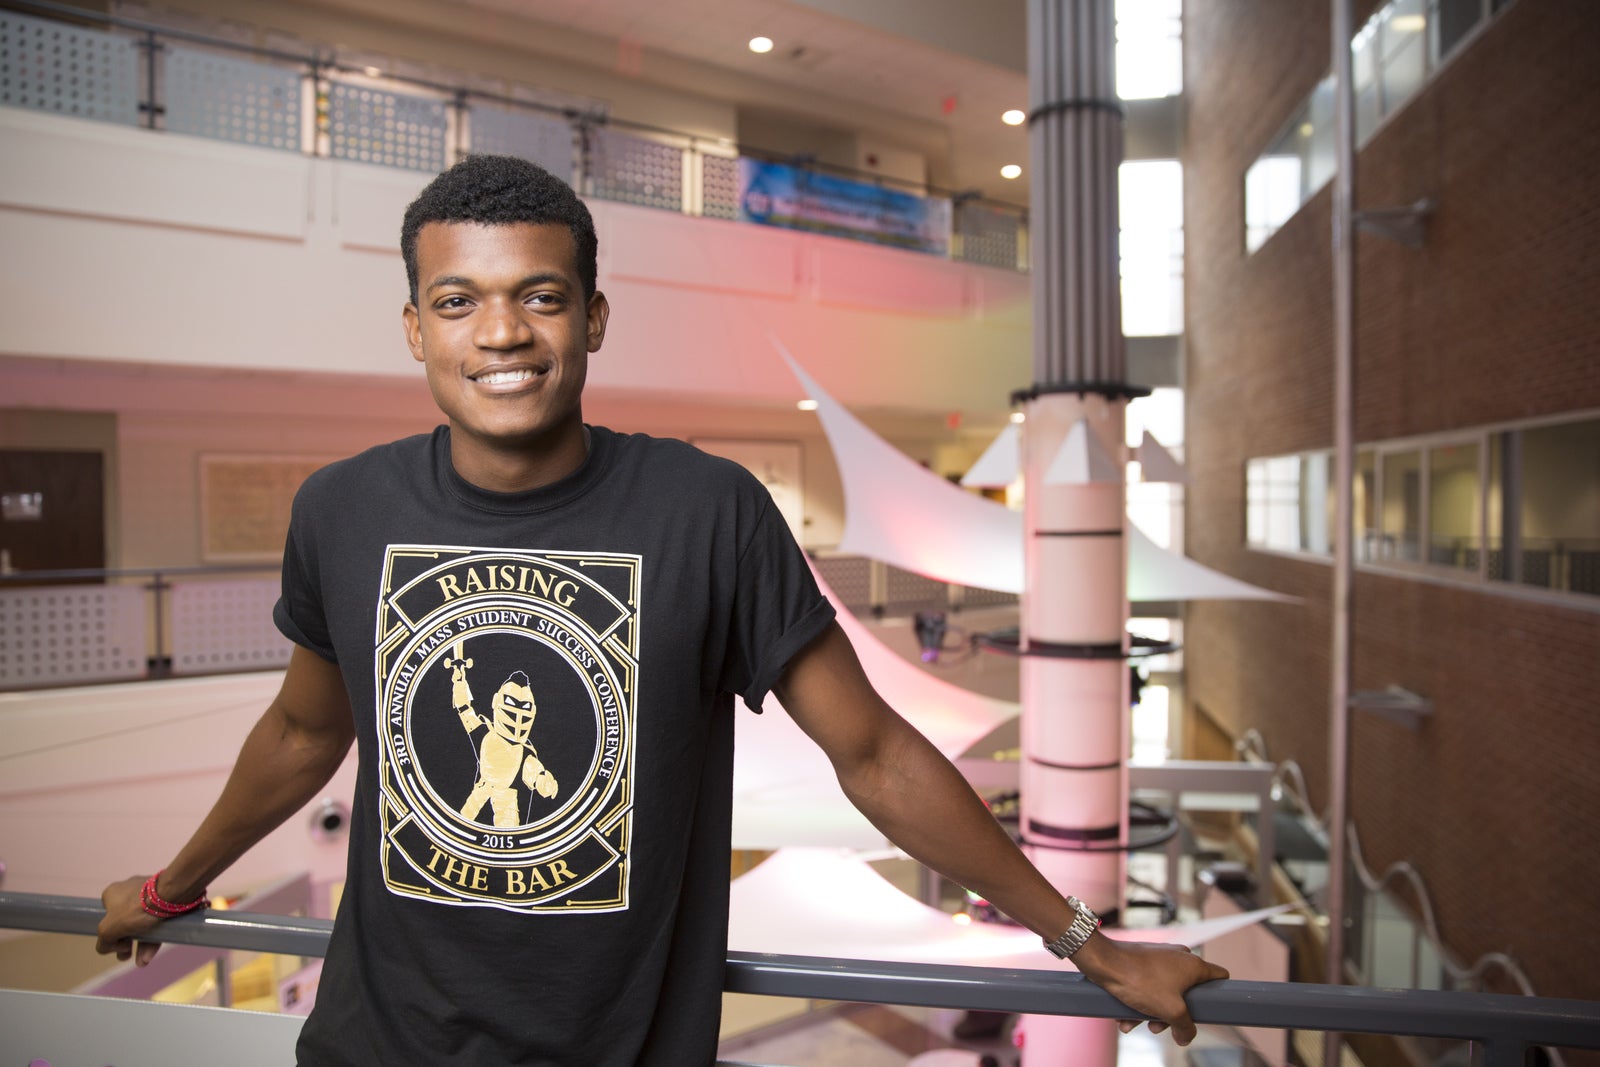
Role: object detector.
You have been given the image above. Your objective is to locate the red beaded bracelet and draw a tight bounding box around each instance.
[139,870,209,919]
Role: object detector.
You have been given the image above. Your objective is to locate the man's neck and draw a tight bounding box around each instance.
[448,424,590,494]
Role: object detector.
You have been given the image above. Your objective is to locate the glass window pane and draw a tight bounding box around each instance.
[1353,22,1379,87]
[1519,418,1600,595]
[1380,30,1427,116]
[1437,0,1484,61]
[1427,441,1480,569]
[1356,450,1378,562]
[1381,450,1423,562]
[1356,84,1382,144]
[1248,456,1303,552]
[1305,77,1338,191]
[1265,456,1301,551]
[1300,452,1332,555]
[1248,459,1268,546]
[1381,0,1427,62]
[1245,155,1303,252]
[1487,432,1509,579]
[1120,160,1184,336]
[1116,0,1183,100]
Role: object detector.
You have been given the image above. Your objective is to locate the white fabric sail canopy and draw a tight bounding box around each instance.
[732,568,1020,850]
[777,340,1292,603]
[729,848,1291,970]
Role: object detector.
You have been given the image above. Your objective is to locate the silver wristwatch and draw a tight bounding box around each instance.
[1043,896,1100,959]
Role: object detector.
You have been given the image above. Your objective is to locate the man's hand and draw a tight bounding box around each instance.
[96,875,164,967]
[1070,934,1229,1045]
[94,647,354,972]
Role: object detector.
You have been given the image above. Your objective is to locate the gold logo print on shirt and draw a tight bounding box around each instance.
[373,545,641,914]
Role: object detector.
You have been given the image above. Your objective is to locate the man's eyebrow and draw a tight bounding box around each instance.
[425,272,571,293]
[515,272,572,290]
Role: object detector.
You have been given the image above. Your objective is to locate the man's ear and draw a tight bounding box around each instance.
[403,302,424,363]
[586,291,610,353]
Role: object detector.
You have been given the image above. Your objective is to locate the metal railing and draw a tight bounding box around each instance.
[0,564,285,689]
[0,0,1028,270]
[1240,736,1568,1057]
[3,891,1598,1064]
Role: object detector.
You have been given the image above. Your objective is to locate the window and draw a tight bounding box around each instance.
[1243,0,1517,252]
[1356,450,1378,562]
[1245,153,1303,254]
[1247,456,1301,552]
[1120,160,1183,335]
[1127,388,1186,550]
[1427,442,1480,570]
[1245,412,1600,602]
[1519,419,1600,594]
[1381,450,1422,562]
[1115,0,1182,100]
[1246,452,1331,555]
[1436,0,1500,62]
[1379,0,1428,119]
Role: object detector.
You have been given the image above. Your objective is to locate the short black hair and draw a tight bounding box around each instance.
[401,154,598,304]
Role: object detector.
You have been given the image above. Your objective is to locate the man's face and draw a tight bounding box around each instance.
[403,222,608,477]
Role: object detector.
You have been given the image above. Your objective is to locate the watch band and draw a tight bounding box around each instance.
[1043,895,1100,959]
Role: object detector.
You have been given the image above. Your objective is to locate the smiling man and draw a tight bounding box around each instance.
[96,155,1224,1065]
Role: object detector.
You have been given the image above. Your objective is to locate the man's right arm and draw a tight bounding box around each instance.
[96,645,356,965]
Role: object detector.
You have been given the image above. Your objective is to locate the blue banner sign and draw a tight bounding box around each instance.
[738,159,952,256]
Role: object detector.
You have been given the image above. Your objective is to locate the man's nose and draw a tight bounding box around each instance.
[475,300,534,349]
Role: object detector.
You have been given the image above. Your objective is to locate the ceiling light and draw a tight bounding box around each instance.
[1002,109,1026,126]
[1009,411,1026,424]
[1000,164,1022,180]
[748,36,774,54]
[797,399,818,411]
[1390,14,1426,33]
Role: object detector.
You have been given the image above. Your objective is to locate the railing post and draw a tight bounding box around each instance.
[138,30,161,131]
[148,569,171,678]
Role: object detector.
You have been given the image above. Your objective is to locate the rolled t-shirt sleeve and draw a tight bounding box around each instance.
[273,478,337,663]
[721,492,835,712]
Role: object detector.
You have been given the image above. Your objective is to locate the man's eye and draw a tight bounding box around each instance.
[527,293,561,307]
[436,295,472,311]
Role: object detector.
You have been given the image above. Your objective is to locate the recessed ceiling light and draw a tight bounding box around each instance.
[797,399,818,411]
[1002,109,1026,126]
[749,36,774,54]
[1000,164,1022,179]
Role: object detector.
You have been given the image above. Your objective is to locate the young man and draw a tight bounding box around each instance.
[97,155,1225,1064]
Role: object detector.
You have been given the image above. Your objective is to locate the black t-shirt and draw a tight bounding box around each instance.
[274,425,835,1066]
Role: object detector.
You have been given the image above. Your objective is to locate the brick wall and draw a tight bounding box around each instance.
[1183,0,1600,1007]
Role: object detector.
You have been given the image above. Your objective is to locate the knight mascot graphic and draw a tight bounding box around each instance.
[445,641,559,827]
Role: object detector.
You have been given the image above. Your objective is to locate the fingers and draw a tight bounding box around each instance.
[1166,1006,1197,1046]
[136,940,161,967]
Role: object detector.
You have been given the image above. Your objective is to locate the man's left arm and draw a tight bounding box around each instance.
[772,621,1228,1045]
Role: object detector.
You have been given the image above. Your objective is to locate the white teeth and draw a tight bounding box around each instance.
[475,368,538,385]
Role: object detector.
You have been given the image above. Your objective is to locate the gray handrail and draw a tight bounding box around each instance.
[5,891,1597,1063]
